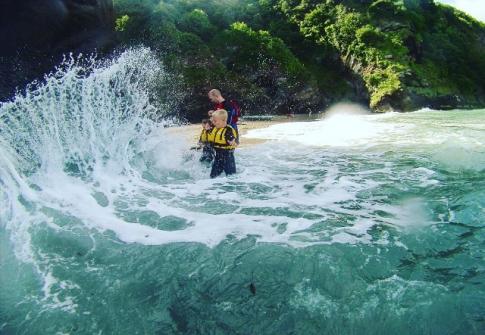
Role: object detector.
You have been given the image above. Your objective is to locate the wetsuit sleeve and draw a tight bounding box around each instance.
[223,101,234,125]
[224,126,236,143]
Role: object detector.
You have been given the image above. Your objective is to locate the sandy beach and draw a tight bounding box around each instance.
[171,114,322,148]
[169,119,282,148]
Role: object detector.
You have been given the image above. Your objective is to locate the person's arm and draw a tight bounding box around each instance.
[225,127,237,146]
[223,101,234,124]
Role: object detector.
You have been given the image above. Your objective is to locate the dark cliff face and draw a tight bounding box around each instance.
[0,0,114,101]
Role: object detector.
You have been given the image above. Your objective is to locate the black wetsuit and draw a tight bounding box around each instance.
[210,125,237,178]
[200,144,214,162]
[210,149,236,178]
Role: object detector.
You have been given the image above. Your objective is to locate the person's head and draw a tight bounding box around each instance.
[208,89,224,103]
[211,109,228,128]
[208,110,214,123]
[201,119,212,130]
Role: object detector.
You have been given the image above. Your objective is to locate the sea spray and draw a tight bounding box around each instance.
[0,48,169,176]
[0,47,180,313]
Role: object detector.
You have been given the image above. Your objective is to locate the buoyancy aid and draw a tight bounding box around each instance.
[199,128,214,143]
[210,125,237,150]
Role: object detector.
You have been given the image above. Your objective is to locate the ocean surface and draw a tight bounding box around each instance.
[1,48,484,334]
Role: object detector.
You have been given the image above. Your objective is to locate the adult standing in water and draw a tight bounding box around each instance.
[208,89,241,142]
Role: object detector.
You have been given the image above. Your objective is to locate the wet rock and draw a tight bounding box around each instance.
[0,0,114,100]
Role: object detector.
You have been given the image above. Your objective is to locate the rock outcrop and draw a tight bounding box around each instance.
[0,0,114,101]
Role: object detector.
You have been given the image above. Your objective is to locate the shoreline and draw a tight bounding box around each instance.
[171,114,323,148]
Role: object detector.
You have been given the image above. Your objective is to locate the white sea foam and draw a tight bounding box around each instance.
[246,111,401,147]
[0,48,175,310]
[246,107,485,172]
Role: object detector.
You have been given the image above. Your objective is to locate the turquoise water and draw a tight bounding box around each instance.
[1,49,484,334]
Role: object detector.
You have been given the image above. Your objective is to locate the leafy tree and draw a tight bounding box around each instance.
[178,9,216,41]
[111,0,485,115]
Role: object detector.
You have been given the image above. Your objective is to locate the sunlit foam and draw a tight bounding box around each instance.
[246,105,397,147]
[324,102,370,117]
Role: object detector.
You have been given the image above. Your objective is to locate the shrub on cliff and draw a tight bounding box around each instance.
[178,9,216,41]
[276,0,485,110]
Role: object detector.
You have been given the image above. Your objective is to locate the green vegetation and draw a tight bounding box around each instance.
[112,0,356,120]
[115,14,130,32]
[276,0,485,110]
[112,0,485,118]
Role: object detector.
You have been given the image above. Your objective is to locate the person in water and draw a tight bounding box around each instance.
[208,89,240,142]
[208,109,237,178]
[198,119,215,163]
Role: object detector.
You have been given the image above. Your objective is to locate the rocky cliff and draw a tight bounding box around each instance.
[0,0,114,101]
